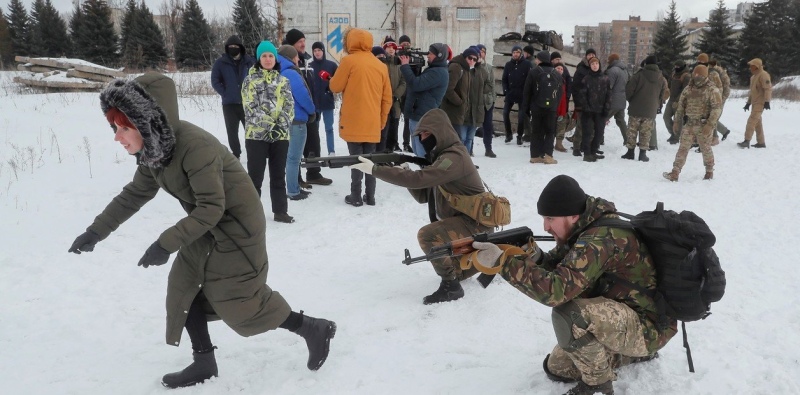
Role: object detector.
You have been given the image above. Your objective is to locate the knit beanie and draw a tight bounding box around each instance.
[462,47,479,59]
[372,46,386,57]
[697,53,709,63]
[535,51,550,64]
[537,175,587,217]
[523,45,535,56]
[256,41,278,59]
[476,44,486,53]
[550,51,562,62]
[429,43,447,61]
[284,29,305,46]
[278,44,299,61]
[312,41,325,51]
[399,35,411,44]
[693,64,708,77]
[644,55,658,65]
[511,45,523,53]
[585,48,596,56]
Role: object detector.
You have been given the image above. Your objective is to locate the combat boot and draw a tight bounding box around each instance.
[161,348,218,389]
[564,380,614,395]
[638,149,649,162]
[667,135,680,144]
[485,148,497,158]
[543,155,558,164]
[703,171,713,180]
[295,312,337,371]
[721,129,730,141]
[529,157,545,164]
[737,140,750,149]
[423,279,464,305]
[621,148,635,160]
[572,148,582,157]
[663,171,679,182]
[753,143,766,148]
[583,153,597,162]
[554,138,568,152]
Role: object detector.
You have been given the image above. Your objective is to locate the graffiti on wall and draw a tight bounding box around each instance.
[326,13,351,62]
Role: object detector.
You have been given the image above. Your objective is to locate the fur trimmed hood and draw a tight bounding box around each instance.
[99,73,178,168]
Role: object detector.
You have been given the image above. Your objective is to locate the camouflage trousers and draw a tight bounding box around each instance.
[417,216,490,281]
[546,297,649,386]
[625,116,654,150]
[744,104,765,144]
[672,122,715,173]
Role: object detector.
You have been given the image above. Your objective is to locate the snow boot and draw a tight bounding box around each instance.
[296,312,337,371]
[662,171,679,182]
[543,155,558,164]
[564,380,614,395]
[753,143,766,148]
[593,151,605,160]
[554,138,568,152]
[422,279,464,305]
[621,148,635,160]
[572,148,582,157]
[345,194,363,207]
[543,354,578,383]
[362,194,376,206]
[485,148,497,158]
[703,171,713,180]
[737,140,750,149]
[638,149,649,162]
[161,348,218,389]
[721,129,730,141]
[583,153,597,162]
[274,213,295,223]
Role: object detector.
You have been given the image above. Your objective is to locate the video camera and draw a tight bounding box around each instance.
[397,47,427,68]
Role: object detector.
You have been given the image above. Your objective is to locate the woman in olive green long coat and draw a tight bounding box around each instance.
[68,72,335,389]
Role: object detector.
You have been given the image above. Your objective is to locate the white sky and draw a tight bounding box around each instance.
[20,0,765,46]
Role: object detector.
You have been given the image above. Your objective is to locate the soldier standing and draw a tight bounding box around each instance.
[663,60,691,144]
[695,53,726,146]
[708,59,732,142]
[663,65,722,182]
[621,55,664,162]
[738,58,772,149]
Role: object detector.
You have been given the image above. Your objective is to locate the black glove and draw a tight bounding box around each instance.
[68,230,101,254]
[744,102,750,112]
[764,101,770,110]
[137,241,171,268]
[657,106,662,114]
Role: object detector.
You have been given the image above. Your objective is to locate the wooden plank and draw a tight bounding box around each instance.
[17,64,31,72]
[72,63,124,78]
[13,76,105,90]
[30,65,62,73]
[67,69,116,83]
[14,56,31,63]
[22,57,125,77]
[24,58,67,70]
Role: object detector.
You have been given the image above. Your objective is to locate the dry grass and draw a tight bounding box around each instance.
[771,84,800,101]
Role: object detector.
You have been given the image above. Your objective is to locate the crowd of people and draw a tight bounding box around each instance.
[66,27,773,394]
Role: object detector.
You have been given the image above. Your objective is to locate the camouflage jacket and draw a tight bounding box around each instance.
[674,77,722,128]
[710,66,731,101]
[500,196,677,353]
[241,66,294,142]
[668,69,690,103]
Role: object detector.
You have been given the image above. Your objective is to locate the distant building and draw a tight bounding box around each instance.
[573,16,656,68]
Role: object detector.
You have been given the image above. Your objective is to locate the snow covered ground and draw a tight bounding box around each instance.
[1,71,799,394]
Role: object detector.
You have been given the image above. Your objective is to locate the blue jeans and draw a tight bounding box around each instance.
[458,124,478,153]
[286,124,308,196]
[321,109,335,154]
[408,119,426,157]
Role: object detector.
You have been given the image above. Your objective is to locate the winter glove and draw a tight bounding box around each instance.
[68,230,101,254]
[744,102,750,112]
[657,106,662,114]
[470,241,503,269]
[349,156,374,175]
[764,101,770,110]
[137,241,171,268]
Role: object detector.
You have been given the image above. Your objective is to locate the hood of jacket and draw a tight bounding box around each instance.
[450,54,469,71]
[277,54,298,73]
[641,64,661,83]
[343,28,372,54]
[413,108,462,156]
[224,35,246,60]
[311,41,328,63]
[99,72,178,168]
[608,60,626,72]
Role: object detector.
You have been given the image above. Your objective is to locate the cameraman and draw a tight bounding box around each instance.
[399,43,450,157]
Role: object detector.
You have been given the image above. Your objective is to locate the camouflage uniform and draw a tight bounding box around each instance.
[500,197,677,386]
[418,216,487,280]
[710,65,731,139]
[625,117,654,150]
[663,68,691,138]
[670,77,722,175]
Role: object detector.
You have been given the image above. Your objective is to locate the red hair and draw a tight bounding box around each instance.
[105,107,136,130]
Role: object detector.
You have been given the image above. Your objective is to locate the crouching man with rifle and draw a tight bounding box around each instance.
[467,175,676,395]
[349,108,497,305]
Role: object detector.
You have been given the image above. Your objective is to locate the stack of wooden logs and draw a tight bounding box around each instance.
[490,40,582,136]
[13,56,124,91]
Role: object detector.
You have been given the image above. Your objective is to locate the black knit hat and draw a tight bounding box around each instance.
[535,51,550,63]
[585,48,596,56]
[645,55,658,65]
[550,51,562,61]
[537,175,587,217]
[523,45,535,56]
[312,41,325,51]
[399,35,411,44]
[285,29,305,45]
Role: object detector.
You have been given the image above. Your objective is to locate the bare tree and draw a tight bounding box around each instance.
[259,0,279,42]
[159,0,183,59]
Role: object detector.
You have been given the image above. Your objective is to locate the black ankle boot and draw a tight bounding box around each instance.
[621,148,635,160]
[295,312,337,371]
[422,279,464,305]
[162,348,218,389]
[638,149,649,162]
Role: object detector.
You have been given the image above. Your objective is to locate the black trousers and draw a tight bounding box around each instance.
[530,107,558,158]
[245,139,289,215]
[378,112,401,152]
[346,142,376,198]
[185,292,213,353]
[304,116,323,179]
[222,104,246,158]
[580,111,605,154]
[503,99,526,138]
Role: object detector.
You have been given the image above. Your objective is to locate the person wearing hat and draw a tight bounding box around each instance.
[210,35,256,160]
[605,53,629,145]
[569,48,598,156]
[695,53,726,146]
[576,56,611,162]
[378,37,406,153]
[663,59,691,144]
[350,109,492,305]
[502,45,533,145]
[69,72,336,389]
[664,64,722,181]
[523,50,562,164]
[475,44,498,157]
[621,55,664,162]
[707,58,732,143]
[549,51,573,153]
[738,58,772,149]
[395,35,418,152]
[523,45,535,60]
[277,45,317,200]
[398,43,450,156]
[439,46,472,146]
[458,46,485,154]
[329,28,392,206]
[469,174,675,395]
[284,29,333,187]
[310,42,339,155]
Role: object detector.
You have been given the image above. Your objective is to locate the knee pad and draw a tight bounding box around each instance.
[552,301,593,352]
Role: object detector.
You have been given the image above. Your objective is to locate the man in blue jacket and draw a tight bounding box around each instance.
[399,43,450,157]
[211,35,255,159]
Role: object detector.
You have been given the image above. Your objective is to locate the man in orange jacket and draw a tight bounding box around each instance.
[329,28,392,207]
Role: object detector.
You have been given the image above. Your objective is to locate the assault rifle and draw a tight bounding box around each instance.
[301,153,431,169]
[402,226,556,288]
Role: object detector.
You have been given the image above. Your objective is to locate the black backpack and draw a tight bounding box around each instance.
[534,66,562,109]
[593,202,726,372]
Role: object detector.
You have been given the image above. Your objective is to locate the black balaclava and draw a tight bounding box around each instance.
[227,46,241,58]
[420,134,437,155]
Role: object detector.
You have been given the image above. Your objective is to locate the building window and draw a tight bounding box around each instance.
[427,7,442,21]
[456,7,480,20]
